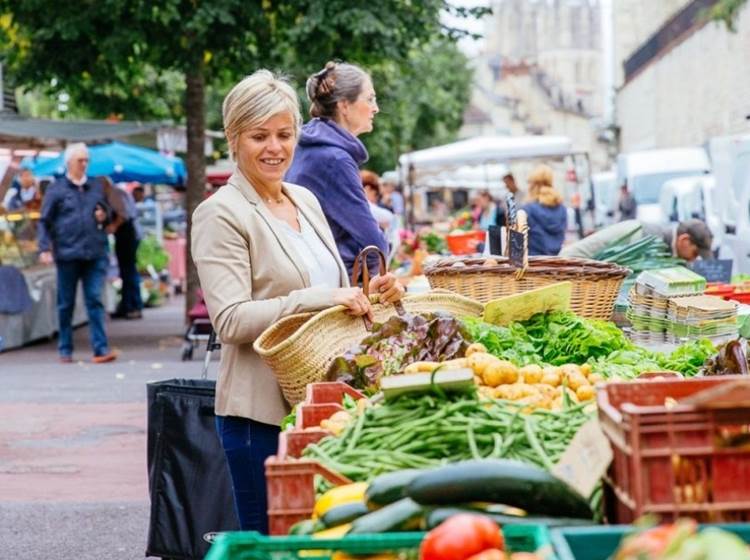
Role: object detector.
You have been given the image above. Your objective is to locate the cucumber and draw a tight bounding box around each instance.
[365,469,428,507]
[321,502,370,528]
[348,498,423,534]
[425,507,598,530]
[406,459,593,520]
[288,519,322,535]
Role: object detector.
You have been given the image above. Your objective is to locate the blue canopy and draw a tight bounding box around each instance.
[28,141,186,186]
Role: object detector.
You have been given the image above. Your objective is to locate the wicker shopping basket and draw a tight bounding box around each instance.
[424,255,630,320]
[254,247,484,405]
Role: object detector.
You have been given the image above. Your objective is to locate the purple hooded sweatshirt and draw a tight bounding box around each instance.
[286,118,387,278]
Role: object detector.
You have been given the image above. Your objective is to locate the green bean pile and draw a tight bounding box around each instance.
[303,391,593,481]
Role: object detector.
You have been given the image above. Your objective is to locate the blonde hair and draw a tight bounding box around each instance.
[222,69,302,161]
[538,185,564,206]
[527,164,554,200]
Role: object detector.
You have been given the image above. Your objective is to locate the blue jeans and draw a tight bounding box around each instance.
[215,415,280,533]
[56,257,110,357]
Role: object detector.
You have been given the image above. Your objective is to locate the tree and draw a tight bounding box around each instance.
[1,1,486,315]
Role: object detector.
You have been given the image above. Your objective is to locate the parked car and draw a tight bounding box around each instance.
[616,147,711,225]
[659,175,722,251]
[709,133,750,271]
[591,170,617,226]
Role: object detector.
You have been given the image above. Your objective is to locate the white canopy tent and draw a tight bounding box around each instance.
[396,135,591,228]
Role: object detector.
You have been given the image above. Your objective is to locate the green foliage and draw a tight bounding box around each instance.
[706,0,749,32]
[136,235,170,273]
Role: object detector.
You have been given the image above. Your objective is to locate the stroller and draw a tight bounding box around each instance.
[181,289,215,361]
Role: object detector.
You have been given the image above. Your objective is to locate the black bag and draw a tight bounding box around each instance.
[145,378,239,559]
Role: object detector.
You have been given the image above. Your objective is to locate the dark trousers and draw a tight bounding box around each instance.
[114,220,143,313]
[56,257,109,357]
[215,415,280,533]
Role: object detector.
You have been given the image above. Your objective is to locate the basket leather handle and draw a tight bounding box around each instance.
[350,245,405,330]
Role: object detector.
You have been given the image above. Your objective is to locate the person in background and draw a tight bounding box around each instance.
[560,218,713,262]
[476,190,499,231]
[191,70,404,533]
[496,172,521,227]
[618,183,637,221]
[380,179,404,218]
[523,166,568,256]
[104,178,144,320]
[285,61,387,277]
[38,143,117,364]
[360,170,396,234]
[2,168,39,211]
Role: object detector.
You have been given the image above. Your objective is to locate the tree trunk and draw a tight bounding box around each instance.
[184,64,206,322]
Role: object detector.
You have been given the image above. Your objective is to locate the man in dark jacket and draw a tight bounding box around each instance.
[285,118,387,276]
[38,143,117,364]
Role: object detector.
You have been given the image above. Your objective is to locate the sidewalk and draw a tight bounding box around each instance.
[0,294,216,559]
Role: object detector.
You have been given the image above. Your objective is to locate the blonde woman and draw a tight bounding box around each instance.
[523,165,568,255]
[191,70,403,532]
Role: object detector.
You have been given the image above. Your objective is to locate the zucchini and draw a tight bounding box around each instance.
[348,498,423,534]
[365,469,428,507]
[288,519,323,535]
[425,507,597,530]
[321,502,370,528]
[406,459,593,520]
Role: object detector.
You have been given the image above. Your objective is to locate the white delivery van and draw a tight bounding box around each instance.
[709,134,750,273]
[659,175,722,250]
[616,147,712,225]
[591,170,617,226]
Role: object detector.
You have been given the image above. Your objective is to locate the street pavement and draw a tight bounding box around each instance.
[0,295,215,559]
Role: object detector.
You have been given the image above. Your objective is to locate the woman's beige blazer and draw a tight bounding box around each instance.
[191,171,348,425]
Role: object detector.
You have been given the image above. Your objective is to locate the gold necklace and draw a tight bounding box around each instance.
[266,195,284,204]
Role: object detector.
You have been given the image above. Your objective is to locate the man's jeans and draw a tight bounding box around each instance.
[56,257,110,357]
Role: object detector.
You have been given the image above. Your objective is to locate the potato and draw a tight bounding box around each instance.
[441,358,468,369]
[468,353,495,376]
[483,360,517,387]
[560,364,582,378]
[540,367,561,387]
[404,361,440,374]
[588,373,604,385]
[580,363,592,376]
[465,343,488,357]
[519,364,543,384]
[576,385,595,401]
[534,383,557,400]
[566,372,590,392]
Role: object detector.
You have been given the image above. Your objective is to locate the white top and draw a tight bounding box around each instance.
[274,211,341,289]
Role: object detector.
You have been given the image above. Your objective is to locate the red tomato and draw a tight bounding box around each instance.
[420,514,504,560]
[466,549,506,560]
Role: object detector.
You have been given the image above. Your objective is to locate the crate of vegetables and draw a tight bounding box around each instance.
[597,376,750,523]
[550,520,750,560]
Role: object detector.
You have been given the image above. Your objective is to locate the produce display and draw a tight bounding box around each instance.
[303,388,593,479]
[327,312,469,391]
[612,519,750,559]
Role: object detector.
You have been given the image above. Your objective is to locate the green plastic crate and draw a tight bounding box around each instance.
[551,523,750,560]
[205,525,553,560]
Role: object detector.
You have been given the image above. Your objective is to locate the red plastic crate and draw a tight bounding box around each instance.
[597,376,750,524]
[267,382,364,535]
[446,230,486,255]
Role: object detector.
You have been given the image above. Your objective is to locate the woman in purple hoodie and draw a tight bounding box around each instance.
[286,61,388,278]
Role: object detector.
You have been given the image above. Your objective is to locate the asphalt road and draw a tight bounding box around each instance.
[0,295,216,559]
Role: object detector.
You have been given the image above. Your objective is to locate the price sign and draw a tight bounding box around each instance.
[688,259,733,283]
[551,418,613,499]
[508,230,526,268]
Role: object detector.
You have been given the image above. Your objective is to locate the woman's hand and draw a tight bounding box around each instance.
[333,287,373,321]
[369,273,405,304]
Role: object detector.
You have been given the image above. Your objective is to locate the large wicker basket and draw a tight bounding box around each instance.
[424,256,630,320]
[254,290,483,405]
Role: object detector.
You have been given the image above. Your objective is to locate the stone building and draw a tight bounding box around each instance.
[613,0,750,151]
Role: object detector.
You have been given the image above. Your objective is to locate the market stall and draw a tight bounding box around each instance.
[202,240,750,560]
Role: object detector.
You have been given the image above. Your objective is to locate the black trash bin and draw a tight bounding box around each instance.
[146,378,239,559]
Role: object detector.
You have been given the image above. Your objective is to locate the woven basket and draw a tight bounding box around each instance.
[424,255,630,320]
[253,290,483,405]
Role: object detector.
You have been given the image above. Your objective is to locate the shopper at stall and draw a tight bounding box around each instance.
[285,61,387,277]
[104,178,144,320]
[361,170,396,235]
[476,190,500,231]
[2,168,39,211]
[38,143,117,364]
[191,70,404,534]
[560,218,713,262]
[380,179,404,218]
[618,182,637,221]
[523,167,568,256]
